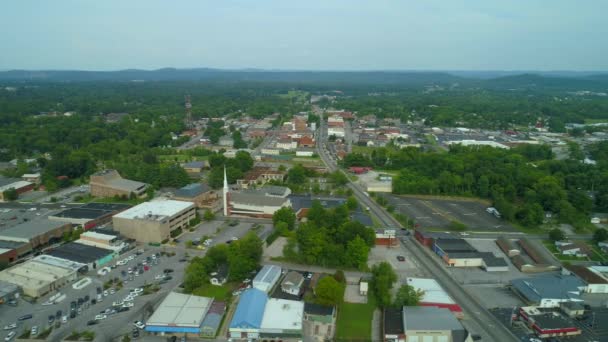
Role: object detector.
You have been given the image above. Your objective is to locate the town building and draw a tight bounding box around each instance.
[303,303,336,342]
[112,199,196,243]
[200,301,227,338]
[229,288,268,339]
[253,265,282,293]
[511,275,585,308]
[406,278,463,317]
[210,264,228,286]
[182,161,208,174]
[0,178,34,201]
[48,202,130,230]
[89,169,149,198]
[383,307,405,342]
[496,237,521,257]
[295,148,315,157]
[76,231,126,252]
[46,242,115,270]
[173,183,219,210]
[260,298,304,339]
[0,219,72,251]
[237,166,285,189]
[281,271,304,296]
[400,306,472,342]
[0,280,20,304]
[376,229,398,247]
[0,257,79,298]
[564,265,608,293]
[226,185,291,218]
[518,306,581,339]
[276,138,297,150]
[145,292,215,335]
[21,173,41,184]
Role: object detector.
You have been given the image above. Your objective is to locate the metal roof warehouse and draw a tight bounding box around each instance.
[146,292,214,334]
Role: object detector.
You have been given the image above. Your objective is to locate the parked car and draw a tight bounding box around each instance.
[87,320,98,326]
[4,331,15,341]
[95,314,107,321]
[18,314,33,321]
[397,255,406,262]
[61,316,68,324]
[133,321,146,329]
[163,268,174,273]
[117,306,130,313]
[2,324,16,331]
[48,315,55,324]
[30,326,38,336]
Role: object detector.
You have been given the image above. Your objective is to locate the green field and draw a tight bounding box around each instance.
[336,295,376,341]
[584,118,608,124]
[192,283,235,301]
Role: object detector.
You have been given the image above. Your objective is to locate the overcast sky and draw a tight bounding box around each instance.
[1,0,607,71]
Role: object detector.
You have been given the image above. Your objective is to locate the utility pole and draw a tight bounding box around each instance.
[184,94,192,128]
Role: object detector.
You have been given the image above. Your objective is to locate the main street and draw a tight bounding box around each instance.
[316,111,519,342]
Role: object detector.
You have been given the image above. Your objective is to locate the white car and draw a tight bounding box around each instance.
[460,232,470,236]
[127,255,135,261]
[2,324,16,331]
[117,260,127,266]
[122,302,134,308]
[231,236,238,241]
[95,314,107,321]
[30,326,38,336]
[154,274,165,280]
[133,321,146,329]
[109,288,115,295]
[103,290,109,297]
[61,316,68,324]
[123,296,134,302]
[4,331,15,341]
[151,254,157,259]
[130,288,143,294]
[127,267,133,274]
[112,300,124,307]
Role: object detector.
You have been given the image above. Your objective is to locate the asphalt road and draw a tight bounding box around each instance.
[317,112,519,342]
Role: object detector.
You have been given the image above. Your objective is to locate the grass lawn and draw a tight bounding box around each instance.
[192,282,236,302]
[584,118,608,124]
[336,295,376,341]
[541,240,602,262]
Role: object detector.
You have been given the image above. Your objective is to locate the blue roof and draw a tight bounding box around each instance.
[174,183,210,198]
[511,275,584,303]
[229,289,268,329]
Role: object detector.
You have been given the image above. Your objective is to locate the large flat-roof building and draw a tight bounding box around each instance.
[46,242,114,269]
[228,187,292,218]
[402,306,472,342]
[90,169,148,198]
[406,278,463,317]
[112,200,196,243]
[48,202,130,230]
[260,298,304,338]
[229,289,268,339]
[145,292,215,335]
[0,257,78,298]
[0,219,72,250]
[511,275,585,308]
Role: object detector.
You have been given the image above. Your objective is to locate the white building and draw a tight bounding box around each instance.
[327,127,345,138]
[260,298,304,338]
[253,265,282,293]
[444,140,509,149]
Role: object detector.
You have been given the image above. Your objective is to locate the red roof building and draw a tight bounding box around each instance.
[298,136,315,148]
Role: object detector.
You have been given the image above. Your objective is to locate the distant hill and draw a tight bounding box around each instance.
[1,68,607,90]
[0,68,463,85]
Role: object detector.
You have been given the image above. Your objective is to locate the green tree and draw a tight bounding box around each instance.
[393,284,424,307]
[593,228,608,242]
[232,130,247,149]
[549,228,566,242]
[346,196,358,211]
[2,188,18,201]
[345,236,369,270]
[315,276,344,306]
[203,210,215,221]
[272,207,296,230]
[371,262,397,307]
[306,200,326,226]
[287,164,307,184]
[228,232,263,281]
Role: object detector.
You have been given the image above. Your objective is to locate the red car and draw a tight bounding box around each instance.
[143,265,150,271]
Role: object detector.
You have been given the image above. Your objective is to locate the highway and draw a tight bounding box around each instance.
[315,111,519,342]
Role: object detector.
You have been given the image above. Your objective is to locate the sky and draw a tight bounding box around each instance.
[0,0,607,71]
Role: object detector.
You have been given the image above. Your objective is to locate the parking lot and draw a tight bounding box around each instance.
[0,245,187,341]
[382,194,516,232]
[367,241,427,284]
